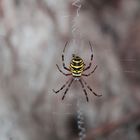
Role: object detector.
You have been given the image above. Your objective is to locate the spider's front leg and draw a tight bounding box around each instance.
[62,41,70,72]
[83,41,94,71]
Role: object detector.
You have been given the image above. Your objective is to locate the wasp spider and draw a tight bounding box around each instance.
[53,41,102,102]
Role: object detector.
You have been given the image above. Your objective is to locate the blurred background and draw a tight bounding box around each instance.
[0,0,140,140]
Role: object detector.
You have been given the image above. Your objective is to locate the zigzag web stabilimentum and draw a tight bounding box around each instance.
[71,0,87,139]
[52,0,87,140]
[72,0,87,139]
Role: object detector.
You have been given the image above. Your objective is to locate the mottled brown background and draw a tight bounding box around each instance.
[0,0,140,140]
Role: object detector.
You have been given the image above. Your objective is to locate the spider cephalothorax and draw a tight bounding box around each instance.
[53,41,102,102]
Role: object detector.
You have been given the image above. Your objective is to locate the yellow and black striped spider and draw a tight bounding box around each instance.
[53,41,102,102]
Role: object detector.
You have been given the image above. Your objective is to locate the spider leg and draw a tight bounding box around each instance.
[56,64,71,76]
[79,79,89,102]
[53,78,71,94]
[62,41,70,71]
[82,78,102,97]
[62,78,74,100]
[84,41,94,71]
[82,65,98,77]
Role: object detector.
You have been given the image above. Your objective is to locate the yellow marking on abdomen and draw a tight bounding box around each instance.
[70,64,84,69]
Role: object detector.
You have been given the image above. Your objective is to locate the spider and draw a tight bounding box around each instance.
[53,41,102,102]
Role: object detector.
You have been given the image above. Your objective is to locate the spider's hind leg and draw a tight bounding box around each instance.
[79,79,89,102]
[82,78,102,97]
[62,78,74,100]
[53,78,71,94]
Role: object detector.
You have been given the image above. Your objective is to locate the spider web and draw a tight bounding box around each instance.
[52,0,140,140]
[119,57,140,85]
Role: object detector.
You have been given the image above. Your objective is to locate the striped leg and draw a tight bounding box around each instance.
[53,78,71,94]
[62,78,74,100]
[62,41,70,71]
[56,64,71,76]
[79,79,89,102]
[82,65,98,77]
[82,78,102,97]
[84,41,94,71]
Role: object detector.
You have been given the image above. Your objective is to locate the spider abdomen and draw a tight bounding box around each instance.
[70,56,85,77]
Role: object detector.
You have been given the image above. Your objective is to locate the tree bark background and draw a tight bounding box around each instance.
[0,0,139,140]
